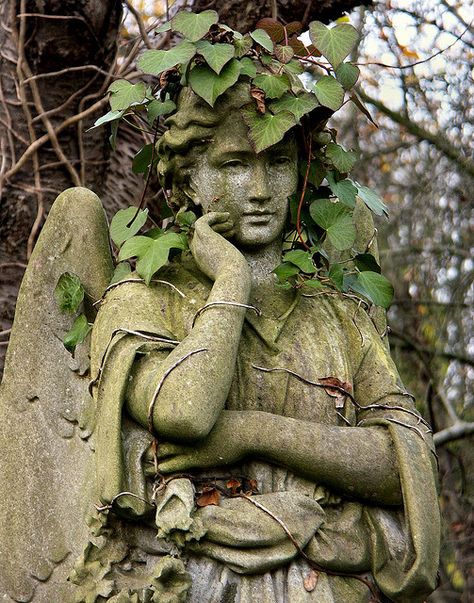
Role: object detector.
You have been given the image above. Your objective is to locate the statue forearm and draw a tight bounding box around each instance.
[126,267,251,442]
[244,411,402,506]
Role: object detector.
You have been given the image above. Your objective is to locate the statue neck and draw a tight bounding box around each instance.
[241,240,282,290]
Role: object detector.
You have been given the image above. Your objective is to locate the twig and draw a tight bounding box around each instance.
[434,422,474,447]
[124,0,153,49]
[23,64,120,83]
[356,23,472,70]
[296,135,312,250]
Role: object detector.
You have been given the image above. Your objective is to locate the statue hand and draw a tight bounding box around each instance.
[191,212,249,282]
[155,411,249,473]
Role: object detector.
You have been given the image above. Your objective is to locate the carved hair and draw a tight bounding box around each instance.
[157,82,254,208]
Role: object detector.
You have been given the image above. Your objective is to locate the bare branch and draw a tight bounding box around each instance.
[434,422,474,447]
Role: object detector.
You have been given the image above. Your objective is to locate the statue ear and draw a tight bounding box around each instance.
[183,177,201,207]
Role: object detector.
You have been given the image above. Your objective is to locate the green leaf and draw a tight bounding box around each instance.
[189,58,241,106]
[335,62,360,90]
[255,18,285,43]
[326,172,357,208]
[329,263,344,289]
[155,21,171,34]
[304,159,326,187]
[88,109,124,130]
[176,210,197,228]
[171,10,218,42]
[250,29,274,53]
[233,34,253,58]
[109,119,119,151]
[109,262,132,285]
[283,249,315,273]
[137,41,197,76]
[356,183,389,217]
[63,314,91,354]
[309,199,356,250]
[274,44,294,64]
[354,253,381,273]
[195,41,235,74]
[273,262,300,282]
[110,207,149,247]
[309,21,359,69]
[147,99,176,124]
[304,279,325,289]
[350,271,394,308]
[270,92,319,121]
[239,57,257,78]
[123,232,188,285]
[325,143,357,173]
[241,107,296,153]
[55,272,85,314]
[253,74,290,99]
[108,80,147,111]
[283,59,304,76]
[313,76,345,111]
[132,143,154,174]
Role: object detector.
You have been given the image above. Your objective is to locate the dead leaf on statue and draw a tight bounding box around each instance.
[303,568,319,592]
[319,376,352,409]
[196,487,221,507]
[226,478,242,495]
[250,86,266,114]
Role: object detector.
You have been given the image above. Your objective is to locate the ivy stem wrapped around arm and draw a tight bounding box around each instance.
[126,212,251,442]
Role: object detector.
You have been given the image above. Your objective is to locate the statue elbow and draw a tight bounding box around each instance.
[156,407,212,442]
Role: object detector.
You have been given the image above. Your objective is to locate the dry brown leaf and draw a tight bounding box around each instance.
[250,86,266,114]
[319,376,352,409]
[226,478,242,495]
[255,18,284,43]
[303,568,319,592]
[196,487,221,507]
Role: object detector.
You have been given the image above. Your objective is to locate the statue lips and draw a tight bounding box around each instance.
[242,210,275,224]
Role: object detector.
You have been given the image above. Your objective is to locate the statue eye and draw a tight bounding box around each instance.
[272,156,291,165]
[221,159,245,168]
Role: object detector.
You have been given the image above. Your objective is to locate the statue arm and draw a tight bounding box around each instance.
[157,409,402,506]
[126,214,252,442]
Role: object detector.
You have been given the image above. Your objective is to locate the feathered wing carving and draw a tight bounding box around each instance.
[0,188,113,602]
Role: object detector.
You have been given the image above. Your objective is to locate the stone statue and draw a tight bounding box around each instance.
[0,84,440,603]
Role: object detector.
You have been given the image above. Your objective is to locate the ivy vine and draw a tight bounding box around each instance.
[58,10,395,352]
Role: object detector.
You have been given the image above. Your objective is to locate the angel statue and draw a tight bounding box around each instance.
[0,81,440,603]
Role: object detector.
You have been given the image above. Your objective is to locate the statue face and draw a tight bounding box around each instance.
[189,111,298,248]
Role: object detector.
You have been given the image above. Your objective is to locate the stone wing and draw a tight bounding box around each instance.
[0,188,113,602]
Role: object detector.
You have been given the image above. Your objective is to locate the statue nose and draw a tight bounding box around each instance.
[250,161,271,202]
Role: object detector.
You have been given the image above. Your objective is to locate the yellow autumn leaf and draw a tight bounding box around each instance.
[336,15,350,23]
[400,45,419,59]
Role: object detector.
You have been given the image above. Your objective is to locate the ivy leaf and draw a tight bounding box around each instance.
[239,57,257,78]
[88,109,124,130]
[55,272,85,314]
[233,34,253,57]
[189,58,240,106]
[350,271,394,308]
[270,92,319,121]
[309,21,359,69]
[63,314,91,354]
[255,18,285,43]
[283,59,304,76]
[283,250,315,273]
[309,199,356,250]
[273,262,300,282]
[110,206,149,247]
[354,253,381,273]
[325,143,357,173]
[132,143,154,175]
[335,62,360,90]
[275,44,295,64]
[119,232,188,285]
[250,29,274,53]
[108,80,147,111]
[326,172,357,208]
[241,107,296,153]
[137,41,197,76]
[304,279,325,289]
[195,41,235,74]
[155,21,171,34]
[147,99,176,124]
[356,183,389,217]
[329,263,344,288]
[170,10,219,42]
[350,92,378,127]
[253,74,290,99]
[109,262,132,285]
[313,76,345,111]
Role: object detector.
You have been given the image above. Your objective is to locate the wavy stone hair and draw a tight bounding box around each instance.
[157,83,253,209]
